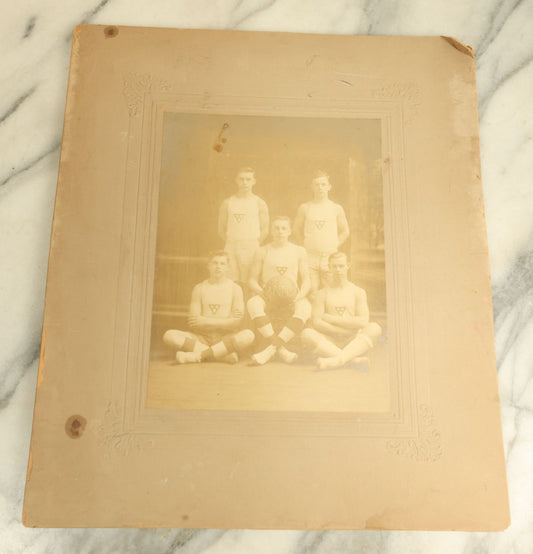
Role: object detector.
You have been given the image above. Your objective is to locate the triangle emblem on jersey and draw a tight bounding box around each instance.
[314,220,326,230]
[335,306,346,316]
[233,213,245,223]
[209,304,220,314]
[276,266,288,276]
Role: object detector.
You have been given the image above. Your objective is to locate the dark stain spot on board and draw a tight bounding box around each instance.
[182,514,189,521]
[65,415,87,438]
[23,16,37,39]
[213,123,229,152]
[104,26,119,39]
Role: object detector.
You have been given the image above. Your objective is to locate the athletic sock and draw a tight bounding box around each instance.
[277,345,298,364]
[252,315,275,339]
[251,344,276,365]
[317,355,344,370]
[176,351,201,364]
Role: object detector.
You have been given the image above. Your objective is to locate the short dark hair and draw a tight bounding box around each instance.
[328,251,348,265]
[207,250,230,262]
[313,169,330,180]
[237,167,255,175]
[271,215,292,227]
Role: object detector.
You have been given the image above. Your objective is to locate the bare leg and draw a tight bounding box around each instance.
[309,267,320,294]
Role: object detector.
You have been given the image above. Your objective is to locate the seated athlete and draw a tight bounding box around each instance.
[301,251,382,369]
[218,167,269,284]
[247,216,311,364]
[292,170,349,292]
[163,250,254,364]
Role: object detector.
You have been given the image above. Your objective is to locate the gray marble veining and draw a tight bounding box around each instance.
[1,0,532,551]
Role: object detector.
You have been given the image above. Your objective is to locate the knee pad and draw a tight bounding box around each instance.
[294,298,312,321]
[247,294,266,317]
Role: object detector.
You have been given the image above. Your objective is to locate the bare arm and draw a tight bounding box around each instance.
[248,247,266,295]
[187,284,210,330]
[336,204,350,248]
[322,288,369,330]
[292,203,307,245]
[217,198,229,242]
[188,283,244,332]
[230,283,245,321]
[258,198,270,243]
[295,247,311,300]
[311,289,352,336]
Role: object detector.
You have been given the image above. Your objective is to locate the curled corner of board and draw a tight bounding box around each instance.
[441,36,475,59]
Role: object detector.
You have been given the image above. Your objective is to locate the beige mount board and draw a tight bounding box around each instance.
[23,26,509,530]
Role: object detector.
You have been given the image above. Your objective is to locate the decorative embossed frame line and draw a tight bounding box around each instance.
[103,75,433,445]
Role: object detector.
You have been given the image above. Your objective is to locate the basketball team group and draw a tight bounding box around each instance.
[163,167,382,369]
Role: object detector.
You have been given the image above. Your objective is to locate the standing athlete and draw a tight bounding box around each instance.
[293,170,349,292]
[163,251,254,364]
[301,252,381,369]
[247,216,311,364]
[218,167,269,284]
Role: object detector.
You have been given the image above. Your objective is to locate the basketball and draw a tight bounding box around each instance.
[263,275,299,308]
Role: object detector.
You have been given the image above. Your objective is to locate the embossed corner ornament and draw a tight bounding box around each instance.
[96,402,154,456]
[386,404,442,461]
[371,82,420,125]
[122,73,171,116]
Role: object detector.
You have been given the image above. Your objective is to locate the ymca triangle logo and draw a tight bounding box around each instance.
[276,266,288,275]
[233,213,245,223]
[335,306,346,316]
[314,220,326,230]
[209,304,220,314]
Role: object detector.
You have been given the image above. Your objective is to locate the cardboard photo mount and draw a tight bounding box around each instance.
[23,26,509,530]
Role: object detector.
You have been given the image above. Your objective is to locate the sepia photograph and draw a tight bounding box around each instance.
[145,112,389,412]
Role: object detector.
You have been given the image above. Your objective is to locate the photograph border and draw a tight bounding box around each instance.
[101,79,428,448]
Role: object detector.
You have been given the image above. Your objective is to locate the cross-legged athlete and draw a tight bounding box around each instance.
[163,251,254,364]
[247,216,311,364]
[293,170,350,292]
[218,167,269,285]
[301,252,381,369]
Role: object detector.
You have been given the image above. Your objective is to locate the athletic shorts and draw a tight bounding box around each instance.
[307,250,332,274]
[194,332,234,346]
[315,328,364,348]
[225,239,260,280]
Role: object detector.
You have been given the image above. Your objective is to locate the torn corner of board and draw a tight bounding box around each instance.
[441,36,475,59]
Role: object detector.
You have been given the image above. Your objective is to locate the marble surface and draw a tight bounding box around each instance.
[1,0,532,552]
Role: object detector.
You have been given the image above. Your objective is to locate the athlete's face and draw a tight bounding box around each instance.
[329,256,349,282]
[208,256,229,278]
[236,171,256,194]
[271,219,291,243]
[311,176,331,199]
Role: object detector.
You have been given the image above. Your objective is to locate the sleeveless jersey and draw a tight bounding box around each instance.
[261,243,301,285]
[198,280,235,318]
[324,283,358,318]
[226,195,261,241]
[303,200,338,254]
